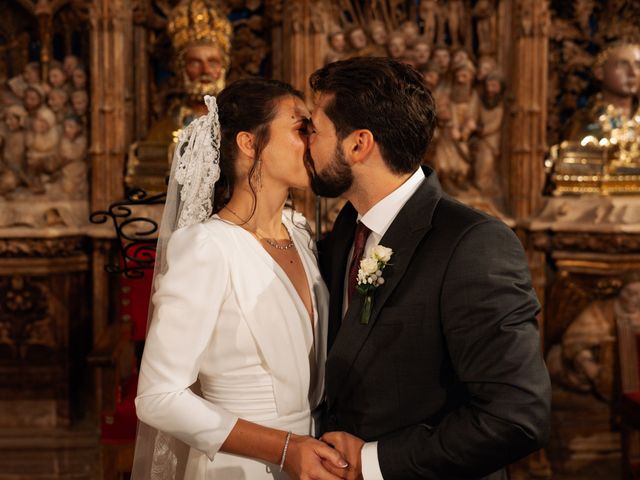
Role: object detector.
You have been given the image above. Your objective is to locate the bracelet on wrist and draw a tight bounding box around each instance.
[279,431,292,472]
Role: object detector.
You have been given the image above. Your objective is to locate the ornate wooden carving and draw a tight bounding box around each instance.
[531,232,640,255]
[0,237,86,258]
[0,243,91,429]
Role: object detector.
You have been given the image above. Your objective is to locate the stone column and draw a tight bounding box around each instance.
[281,0,329,226]
[509,3,552,476]
[508,0,550,220]
[89,0,133,212]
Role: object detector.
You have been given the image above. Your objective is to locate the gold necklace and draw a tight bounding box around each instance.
[223,205,295,251]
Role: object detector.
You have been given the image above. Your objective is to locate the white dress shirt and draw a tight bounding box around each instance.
[341,167,426,479]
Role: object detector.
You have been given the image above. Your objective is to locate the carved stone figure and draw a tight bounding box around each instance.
[346,26,369,55]
[58,115,87,198]
[25,107,60,193]
[412,37,431,68]
[472,71,504,197]
[476,55,497,83]
[325,31,347,65]
[617,281,640,317]
[7,62,41,99]
[566,43,640,142]
[58,115,87,166]
[46,62,68,94]
[473,0,497,55]
[47,89,70,124]
[387,31,407,60]
[0,105,28,194]
[431,45,452,97]
[126,0,232,193]
[368,20,388,56]
[452,47,473,66]
[419,60,440,92]
[445,0,466,47]
[419,0,439,45]
[431,94,470,193]
[62,55,80,76]
[23,86,45,119]
[70,90,88,125]
[449,58,480,145]
[430,57,480,194]
[400,20,419,48]
[432,45,451,74]
[547,281,640,402]
[547,298,615,401]
[71,67,87,91]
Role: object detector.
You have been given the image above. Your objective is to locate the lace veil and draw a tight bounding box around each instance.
[130,95,221,479]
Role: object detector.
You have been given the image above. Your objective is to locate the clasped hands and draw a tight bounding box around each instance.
[284,431,365,480]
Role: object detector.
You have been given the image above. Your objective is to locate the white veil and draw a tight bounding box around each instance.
[130,95,221,480]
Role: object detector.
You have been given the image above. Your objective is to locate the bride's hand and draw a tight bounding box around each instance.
[283,434,349,480]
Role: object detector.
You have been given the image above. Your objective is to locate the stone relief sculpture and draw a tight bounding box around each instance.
[324,0,506,219]
[547,280,640,402]
[0,43,90,227]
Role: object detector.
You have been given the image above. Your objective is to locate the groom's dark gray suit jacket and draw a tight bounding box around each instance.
[318,167,551,480]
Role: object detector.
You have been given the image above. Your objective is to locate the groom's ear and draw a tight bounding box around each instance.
[349,129,375,164]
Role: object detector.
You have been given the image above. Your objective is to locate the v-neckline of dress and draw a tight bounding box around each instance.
[212,214,317,332]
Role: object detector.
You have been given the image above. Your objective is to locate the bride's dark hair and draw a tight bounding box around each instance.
[213,78,304,215]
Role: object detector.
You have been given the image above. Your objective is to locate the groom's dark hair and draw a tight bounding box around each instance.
[309,56,436,174]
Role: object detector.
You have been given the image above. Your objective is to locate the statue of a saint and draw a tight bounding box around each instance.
[399,21,420,49]
[346,26,370,56]
[566,43,640,142]
[367,20,388,57]
[387,31,408,61]
[472,71,504,198]
[412,37,431,69]
[325,31,347,65]
[126,0,232,194]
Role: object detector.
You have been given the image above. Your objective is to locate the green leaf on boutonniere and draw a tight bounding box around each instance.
[360,294,373,325]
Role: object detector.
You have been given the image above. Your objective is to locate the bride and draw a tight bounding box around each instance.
[132,78,347,479]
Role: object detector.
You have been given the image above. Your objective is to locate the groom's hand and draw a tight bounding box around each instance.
[284,434,348,480]
[320,431,365,480]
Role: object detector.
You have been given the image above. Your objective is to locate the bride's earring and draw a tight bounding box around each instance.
[253,160,263,191]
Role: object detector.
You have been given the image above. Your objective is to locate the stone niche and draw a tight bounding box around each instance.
[0,233,91,428]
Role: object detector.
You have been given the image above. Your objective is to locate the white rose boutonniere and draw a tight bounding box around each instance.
[356,245,393,325]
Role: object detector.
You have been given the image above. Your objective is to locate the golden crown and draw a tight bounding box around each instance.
[168,0,232,60]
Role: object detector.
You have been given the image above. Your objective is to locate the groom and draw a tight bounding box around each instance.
[305,57,551,479]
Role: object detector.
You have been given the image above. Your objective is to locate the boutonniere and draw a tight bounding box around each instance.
[356,245,393,325]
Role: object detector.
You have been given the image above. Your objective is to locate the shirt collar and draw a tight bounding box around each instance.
[358,168,425,238]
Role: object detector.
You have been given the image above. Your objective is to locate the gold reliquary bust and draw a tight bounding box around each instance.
[547,43,640,195]
[126,0,232,194]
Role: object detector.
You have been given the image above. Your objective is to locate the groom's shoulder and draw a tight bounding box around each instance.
[433,192,505,234]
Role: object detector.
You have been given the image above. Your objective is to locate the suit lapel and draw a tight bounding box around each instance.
[326,167,442,405]
[326,203,358,350]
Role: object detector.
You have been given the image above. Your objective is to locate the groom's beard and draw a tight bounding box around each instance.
[304,145,353,198]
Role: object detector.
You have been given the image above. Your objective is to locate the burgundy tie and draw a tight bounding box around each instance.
[347,222,371,303]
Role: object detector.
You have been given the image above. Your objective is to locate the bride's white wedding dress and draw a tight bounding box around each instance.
[136,211,328,479]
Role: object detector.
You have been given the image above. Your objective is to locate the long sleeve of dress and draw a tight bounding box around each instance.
[135,223,238,460]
